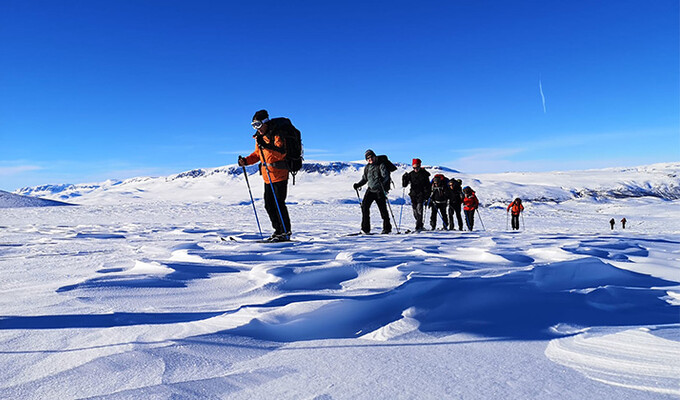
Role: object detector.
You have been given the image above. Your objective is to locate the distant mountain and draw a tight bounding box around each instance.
[0,190,74,208]
[12,161,680,205]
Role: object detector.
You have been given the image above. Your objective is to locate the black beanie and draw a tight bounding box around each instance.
[253,109,269,122]
[365,149,376,159]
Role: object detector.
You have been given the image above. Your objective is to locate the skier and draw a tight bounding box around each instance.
[238,109,293,242]
[401,158,431,231]
[353,149,392,234]
[506,198,524,230]
[429,174,449,230]
[621,217,627,229]
[447,178,464,231]
[609,218,615,230]
[462,186,479,231]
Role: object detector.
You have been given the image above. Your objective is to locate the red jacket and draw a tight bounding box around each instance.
[507,202,524,215]
[463,192,478,211]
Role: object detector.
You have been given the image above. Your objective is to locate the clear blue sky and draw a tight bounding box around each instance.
[1,0,678,190]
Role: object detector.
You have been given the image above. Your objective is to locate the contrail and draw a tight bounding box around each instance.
[539,78,547,114]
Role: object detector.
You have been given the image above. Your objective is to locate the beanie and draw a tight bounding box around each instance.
[412,158,421,166]
[365,149,376,159]
[252,109,269,122]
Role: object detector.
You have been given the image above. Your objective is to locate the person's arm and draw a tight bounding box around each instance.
[240,148,260,166]
[354,168,368,189]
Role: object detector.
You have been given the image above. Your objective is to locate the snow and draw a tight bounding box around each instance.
[0,190,73,208]
[0,162,679,398]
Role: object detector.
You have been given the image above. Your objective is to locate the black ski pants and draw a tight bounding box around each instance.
[430,202,448,230]
[362,190,391,233]
[264,180,291,235]
[448,202,463,231]
[464,209,475,231]
[511,214,520,230]
[410,195,426,230]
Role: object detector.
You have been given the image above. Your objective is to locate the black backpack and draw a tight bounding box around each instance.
[376,155,397,172]
[268,118,304,182]
[375,155,397,188]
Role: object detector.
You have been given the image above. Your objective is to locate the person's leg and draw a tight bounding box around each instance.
[376,195,392,233]
[430,204,437,229]
[263,183,282,234]
[455,204,463,230]
[361,191,376,233]
[439,204,448,230]
[411,196,421,230]
[272,180,291,234]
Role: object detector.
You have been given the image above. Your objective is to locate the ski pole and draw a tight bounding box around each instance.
[240,158,263,240]
[398,187,405,232]
[521,212,525,231]
[381,185,400,234]
[355,187,362,205]
[258,145,288,235]
[506,211,509,231]
[476,208,486,231]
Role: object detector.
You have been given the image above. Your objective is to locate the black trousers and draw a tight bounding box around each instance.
[264,180,291,235]
[511,214,520,230]
[410,196,425,230]
[448,202,463,230]
[430,202,448,230]
[362,190,391,233]
[464,209,475,231]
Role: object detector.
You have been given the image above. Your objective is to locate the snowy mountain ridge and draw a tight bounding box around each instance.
[11,161,680,205]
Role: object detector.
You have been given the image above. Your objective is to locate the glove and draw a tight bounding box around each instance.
[353,183,361,190]
[255,134,267,148]
[401,173,409,187]
[237,156,246,166]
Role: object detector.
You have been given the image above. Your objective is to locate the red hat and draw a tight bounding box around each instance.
[412,158,421,166]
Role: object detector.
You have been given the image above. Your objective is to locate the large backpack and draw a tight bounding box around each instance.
[268,117,304,183]
[375,154,397,189]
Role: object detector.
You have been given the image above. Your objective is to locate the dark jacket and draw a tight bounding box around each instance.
[430,176,450,205]
[402,169,431,201]
[356,162,391,194]
[448,179,463,205]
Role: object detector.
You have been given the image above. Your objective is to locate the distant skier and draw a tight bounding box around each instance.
[429,174,450,230]
[507,198,524,230]
[402,158,431,231]
[353,149,392,234]
[609,218,615,230]
[621,217,627,229]
[447,178,464,231]
[238,109,294,242]
[462,186,479,231]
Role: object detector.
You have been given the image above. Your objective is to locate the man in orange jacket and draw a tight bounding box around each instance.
[238,110,291,241]
[507,198,524,230]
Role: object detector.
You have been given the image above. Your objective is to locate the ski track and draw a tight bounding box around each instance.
[0,203,678,399]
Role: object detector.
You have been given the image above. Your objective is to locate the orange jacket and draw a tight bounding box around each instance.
[507,202,524,215]
[243,134,288,184]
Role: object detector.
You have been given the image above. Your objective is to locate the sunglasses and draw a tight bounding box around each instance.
[251,118,269,130]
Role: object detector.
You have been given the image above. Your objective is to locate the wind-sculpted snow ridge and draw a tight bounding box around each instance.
[0,202,678,398]
[0,190,74,208]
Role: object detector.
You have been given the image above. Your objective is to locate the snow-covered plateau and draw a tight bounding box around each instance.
[1,161,679,399]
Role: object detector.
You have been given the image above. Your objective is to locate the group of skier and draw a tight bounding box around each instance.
[239,109,526,241]
[400,158,481,232]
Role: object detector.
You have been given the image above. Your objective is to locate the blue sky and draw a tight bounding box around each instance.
[1,0,678,191]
